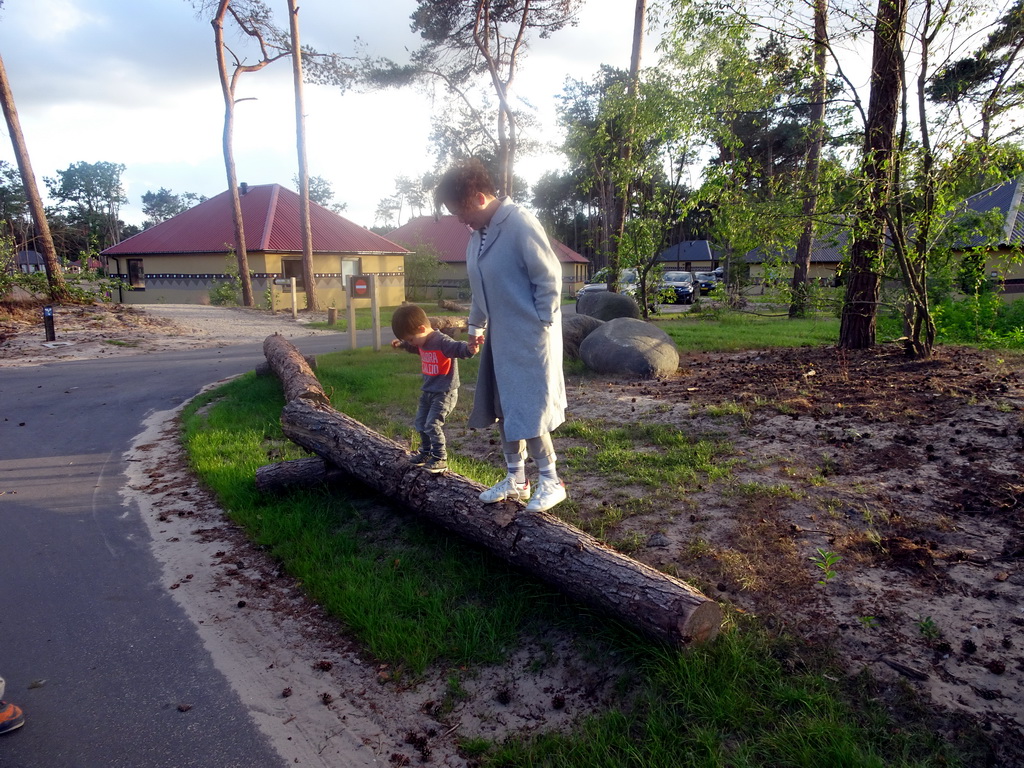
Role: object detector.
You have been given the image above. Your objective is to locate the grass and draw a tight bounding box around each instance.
[479,623,958,767]
[655,312,841,352]
[179,312,984,767]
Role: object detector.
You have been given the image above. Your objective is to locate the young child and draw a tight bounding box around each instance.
[391,304,479,474]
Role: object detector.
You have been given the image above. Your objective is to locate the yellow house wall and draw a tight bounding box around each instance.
[748,263,837,282]
[985,249,1024,300]
[112,251,405,308]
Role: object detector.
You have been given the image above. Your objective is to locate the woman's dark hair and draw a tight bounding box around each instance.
[391,303,429,338]
[434,158,496,209]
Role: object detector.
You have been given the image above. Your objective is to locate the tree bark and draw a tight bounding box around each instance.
[839,0,907,349]
[287,0,318,311]
[262,334,330,406]
[789,0,827,319]
[262,336,721,647]
[0,53,71,303]
[255,457,349,493]
[213,1,255,308]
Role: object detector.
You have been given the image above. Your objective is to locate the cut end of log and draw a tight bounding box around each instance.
[679,600,723,645]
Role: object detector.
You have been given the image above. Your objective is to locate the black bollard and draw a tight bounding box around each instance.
[43,305,55,342]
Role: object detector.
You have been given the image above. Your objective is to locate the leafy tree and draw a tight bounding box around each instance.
[44,160,127,261]
[293,174,347,213]
[838,0,907,350]
[789,0,829,319]
[402,244,443,301]
[557,66,635,272]
[141,187,206,228]
[927,0,1024,148]
[0,160,30,244]
[199,0,291,307]
[372,0,582,197]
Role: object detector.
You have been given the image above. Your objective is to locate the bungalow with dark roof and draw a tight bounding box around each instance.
[15,249,45,274]
[958,178,1024,298]
[387,215,589,299]
[101,183,408,309]
[656,240,718,272]
[742,230,846,285]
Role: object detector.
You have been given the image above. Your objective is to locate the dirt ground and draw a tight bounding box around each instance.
[3,300,1024,765]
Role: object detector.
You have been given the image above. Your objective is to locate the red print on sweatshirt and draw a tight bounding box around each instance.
[420,348,452,377]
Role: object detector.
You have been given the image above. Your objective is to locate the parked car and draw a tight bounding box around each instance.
[576,268,639,303]
[694,272,719,294]
[661,270,697,304]
[581,268,700,309]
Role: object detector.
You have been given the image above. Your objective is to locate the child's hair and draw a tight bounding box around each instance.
[391,303,430,339]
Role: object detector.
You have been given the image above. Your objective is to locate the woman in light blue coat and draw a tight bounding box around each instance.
[435,159,568,512]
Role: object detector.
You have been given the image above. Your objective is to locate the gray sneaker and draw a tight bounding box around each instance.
[479,474,531,503]
[423,456,448,474]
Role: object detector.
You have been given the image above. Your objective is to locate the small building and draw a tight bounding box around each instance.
[101,183,408,308]
[743,231,846,285]
[387,215,589,299]
[15,249,45,274]
[656,240,717,273]
[958,178,1024,299]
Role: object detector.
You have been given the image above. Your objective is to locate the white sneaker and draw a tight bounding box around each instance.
[479,474,531,503]
[524,478,567,512]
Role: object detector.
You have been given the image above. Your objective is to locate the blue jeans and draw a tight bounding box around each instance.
[415,389,458,459]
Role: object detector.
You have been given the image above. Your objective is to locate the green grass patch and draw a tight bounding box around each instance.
[477,618,967,767]
[559,419,731,489]
[656,312,840,352]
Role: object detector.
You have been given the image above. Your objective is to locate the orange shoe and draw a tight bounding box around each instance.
[0,701,25,734]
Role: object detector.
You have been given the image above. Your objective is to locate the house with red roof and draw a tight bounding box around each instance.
[102,183,408,308]
[387,215,589,300]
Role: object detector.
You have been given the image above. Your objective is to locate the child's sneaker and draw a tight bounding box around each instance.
[524,478,567,512]
[0,701,25,735]
[408,450,430,467]
[423,456,448,474]
[479,474,531,503]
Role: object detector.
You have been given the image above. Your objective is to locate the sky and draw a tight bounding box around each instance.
[0,0,653,231]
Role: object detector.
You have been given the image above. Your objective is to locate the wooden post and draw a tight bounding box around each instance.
[370,274,381,351]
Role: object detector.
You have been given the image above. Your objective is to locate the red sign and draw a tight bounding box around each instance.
[352,277,369,296]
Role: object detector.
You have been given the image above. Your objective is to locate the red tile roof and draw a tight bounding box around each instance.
[387,215,588,264]
[103,184,407,256]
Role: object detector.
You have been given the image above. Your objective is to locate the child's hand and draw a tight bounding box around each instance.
[390,339,402,349]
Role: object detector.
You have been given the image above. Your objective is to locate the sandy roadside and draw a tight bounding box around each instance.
[0,303,336,367]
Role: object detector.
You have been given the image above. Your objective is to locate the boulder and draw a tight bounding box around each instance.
[576,290,641,321]
[579,317,679,378]
[561,313,604,360]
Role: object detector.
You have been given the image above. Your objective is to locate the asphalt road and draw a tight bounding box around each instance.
[0,334,360,767]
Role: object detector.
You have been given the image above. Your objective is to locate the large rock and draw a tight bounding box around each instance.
[579,317,679,378]
[576,290,641,321]
[561,313,604,360]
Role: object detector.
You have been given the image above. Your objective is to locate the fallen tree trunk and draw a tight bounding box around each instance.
[255,456,349,493]
[280,398,721,646]
[263,333,329,406]
[262,335,722,646]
